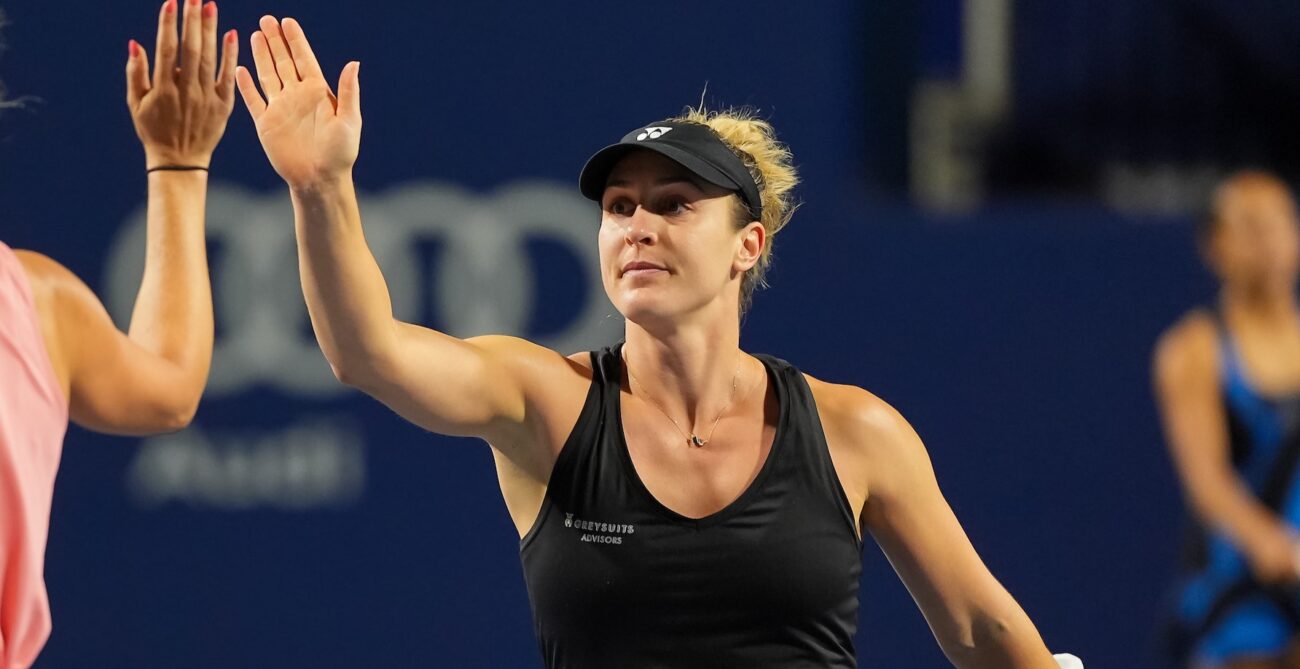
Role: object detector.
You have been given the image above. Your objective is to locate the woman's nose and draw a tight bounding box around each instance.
[624,205,658,245]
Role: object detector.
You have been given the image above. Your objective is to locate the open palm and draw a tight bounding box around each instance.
[236,16,360,190]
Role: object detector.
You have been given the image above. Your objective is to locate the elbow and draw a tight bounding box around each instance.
[330,361,363,388]
[160,404,199,432]
[147,372,207,433]
[147,363,209,433]
[138,395,201,435]
[160,391,202,431]
[941,620,1007,666]
[941,614,1044,669]
[322,335,400,391]
[328,355,385,391]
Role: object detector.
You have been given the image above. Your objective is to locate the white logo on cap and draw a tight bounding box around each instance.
[636,127,673,141]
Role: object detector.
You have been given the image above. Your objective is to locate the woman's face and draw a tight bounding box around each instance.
[1206,176,1300,290]
[597,150,762,327]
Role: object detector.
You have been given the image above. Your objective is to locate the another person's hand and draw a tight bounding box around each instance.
[236,16,361,190]
[127,0,238,168]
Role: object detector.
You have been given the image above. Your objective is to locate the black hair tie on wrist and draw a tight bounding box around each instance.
[147,165,209,174]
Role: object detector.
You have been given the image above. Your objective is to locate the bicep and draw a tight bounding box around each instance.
[1152,325,1234,493]
[350,324,584,446]
[22,253,199,435]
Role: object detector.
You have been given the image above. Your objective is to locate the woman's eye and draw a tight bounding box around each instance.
[608,200,630,215]
[662,199,686,214]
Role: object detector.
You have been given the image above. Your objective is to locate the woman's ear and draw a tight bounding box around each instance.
[735,220,766,273]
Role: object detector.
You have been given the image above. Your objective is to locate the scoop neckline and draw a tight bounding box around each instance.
[610,343,788,529]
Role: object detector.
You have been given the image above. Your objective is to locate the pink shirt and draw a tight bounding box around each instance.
[0,241,67,669]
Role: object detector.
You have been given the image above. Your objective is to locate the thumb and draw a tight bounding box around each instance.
[337,61,361,121]
[125,39,151,109]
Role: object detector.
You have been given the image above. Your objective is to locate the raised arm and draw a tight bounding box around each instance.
[1153,311,1300,583]
[235,17,582,458]
[822,386,1058,669]
[18,0,236,435]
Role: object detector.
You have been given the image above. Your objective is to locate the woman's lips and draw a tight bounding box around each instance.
[621,261,667,277]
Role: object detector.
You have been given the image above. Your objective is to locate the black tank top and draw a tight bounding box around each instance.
[520,344,863,669]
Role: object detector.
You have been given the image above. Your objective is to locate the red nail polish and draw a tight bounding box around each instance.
[189,0,200,7]
[128,40,139,57]
[164,0,176,14]
[203,2,216,18]
[225,29,237,43]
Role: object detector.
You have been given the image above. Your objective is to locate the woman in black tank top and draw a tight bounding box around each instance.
[239,34,1080,667]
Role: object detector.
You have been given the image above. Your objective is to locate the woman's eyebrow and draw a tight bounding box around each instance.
[604,176,700,189]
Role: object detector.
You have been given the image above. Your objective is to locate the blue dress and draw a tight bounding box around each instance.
[1171,313,1300,664]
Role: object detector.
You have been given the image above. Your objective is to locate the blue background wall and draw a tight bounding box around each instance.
[0,2,1210,667]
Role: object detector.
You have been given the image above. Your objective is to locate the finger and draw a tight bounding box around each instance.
[152,0,179,89]
[258,16,300,85]
[125,40,151,109]
[216,30,239,106]
[180,0,203,84]
[250,31,282,99]
[235,66,267,119]
[199,2,218,84]
[280,18,324,82]
[337,61,361,122]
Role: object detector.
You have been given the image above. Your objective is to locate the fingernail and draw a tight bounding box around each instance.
[203,2,216,18]
[164,0,176,14]
[189,0,200,7]
[128,40,139,57]
[225,29,237,43]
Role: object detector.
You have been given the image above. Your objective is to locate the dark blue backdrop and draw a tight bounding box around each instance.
[0,2,1201,667]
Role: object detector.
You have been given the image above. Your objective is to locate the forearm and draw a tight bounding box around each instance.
[126,169,214,392]
[1188,469,1289,553]
[290,175,400,379]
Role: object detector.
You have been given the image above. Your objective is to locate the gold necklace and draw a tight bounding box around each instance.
[623,348,753,447]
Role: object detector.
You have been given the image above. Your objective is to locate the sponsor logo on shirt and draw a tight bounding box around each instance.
[565,512,635,545]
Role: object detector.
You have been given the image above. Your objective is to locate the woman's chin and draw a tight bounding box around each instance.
[614,294,684,327]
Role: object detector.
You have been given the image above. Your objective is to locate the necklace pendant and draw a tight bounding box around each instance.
[690,435,707,447]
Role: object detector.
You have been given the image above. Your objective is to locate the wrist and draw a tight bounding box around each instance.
[146,168,208,184]
[143,149,212,171]
[289,171,354,198]
[147,165,209,176]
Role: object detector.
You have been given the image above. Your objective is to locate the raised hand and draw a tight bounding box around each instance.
[236,16,361,190]
[126,0,238,168]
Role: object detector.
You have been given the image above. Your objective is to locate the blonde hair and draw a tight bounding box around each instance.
[669,105,799,315]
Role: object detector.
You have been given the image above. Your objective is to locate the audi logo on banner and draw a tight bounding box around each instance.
[105,180,622,397]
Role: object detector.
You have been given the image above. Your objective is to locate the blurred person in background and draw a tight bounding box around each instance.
[1156,171,1300,669]
[0,2,236,666]
[237,15,1082,669]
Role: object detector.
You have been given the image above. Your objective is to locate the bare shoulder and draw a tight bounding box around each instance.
[566,349,597,372]
[12,249,99,312]
[804,373,930,512]
[805,374,918,455]
[13,248,71,291]
[1152,308,1218,386]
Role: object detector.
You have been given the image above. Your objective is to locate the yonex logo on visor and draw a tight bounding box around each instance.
[579,120,764,221]
[636,127,673,141]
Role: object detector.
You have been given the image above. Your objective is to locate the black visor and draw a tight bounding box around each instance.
[579,121,763,221]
